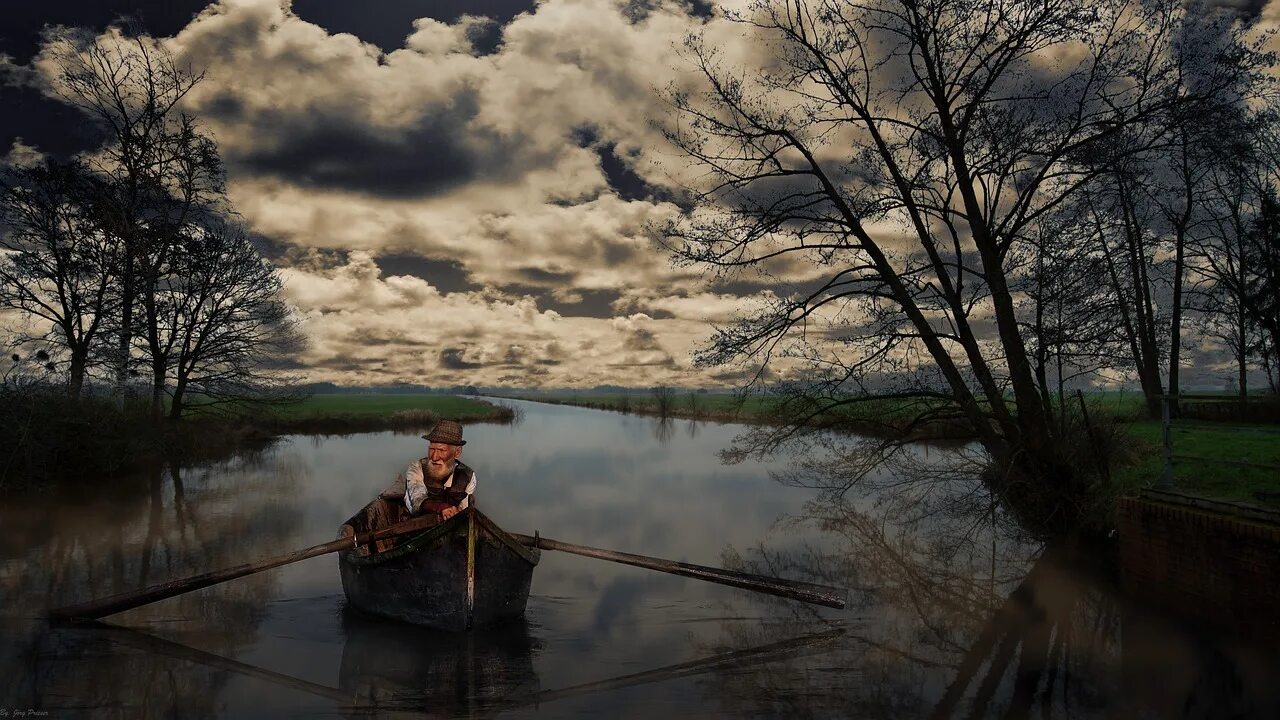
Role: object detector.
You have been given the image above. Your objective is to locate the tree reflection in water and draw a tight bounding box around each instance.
[704,446,1280,719]
[0,447,306,717]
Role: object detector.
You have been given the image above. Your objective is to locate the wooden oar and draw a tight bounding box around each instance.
[48,512,443,622]
[511,533,846,609]
[50,513,845,622]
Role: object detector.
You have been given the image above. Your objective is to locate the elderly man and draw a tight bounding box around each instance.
[397,420,476,520]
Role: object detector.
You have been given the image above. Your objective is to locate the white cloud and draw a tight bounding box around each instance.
[16,0,809,387]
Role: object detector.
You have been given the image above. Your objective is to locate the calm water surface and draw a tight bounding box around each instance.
[2,399,1277,718]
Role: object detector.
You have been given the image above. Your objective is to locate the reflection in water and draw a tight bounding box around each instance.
[708,483,1280,719]
[653,416,675,444]
[339,611,540,715]
[2,399,1278,718]
[1,450,306,717]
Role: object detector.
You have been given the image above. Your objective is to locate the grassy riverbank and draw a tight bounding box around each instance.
[0,390,513,489]
[504,390,1280,511]
[253,394,514,434]
[500,391,774,422]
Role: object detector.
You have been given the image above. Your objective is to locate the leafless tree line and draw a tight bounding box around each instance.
[660,0,1279,523]
[0,26,303,422]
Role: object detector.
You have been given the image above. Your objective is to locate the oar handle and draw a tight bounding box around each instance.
[511,533,846,609]
[48,513,444,622]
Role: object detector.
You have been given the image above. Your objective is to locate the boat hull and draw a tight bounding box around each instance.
[338,502,539,631]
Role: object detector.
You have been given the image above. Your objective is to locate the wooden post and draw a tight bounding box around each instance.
[1158,393,1175,489]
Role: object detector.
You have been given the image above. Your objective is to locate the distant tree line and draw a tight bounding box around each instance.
[661,0,1280,525]
[0,26,302,425]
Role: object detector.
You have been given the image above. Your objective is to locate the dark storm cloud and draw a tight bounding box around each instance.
[258,355,309,370]
[512,267,576,284]
[502,345,524,364]
[374,254,482,294]
[315,353,384,371]
[491,283,622,316]
[623,326,661,352]
[623,0,716,23]
[598,143,667,202]
[573,125,680,203]
[602,238,640,265]
[1215,0,1270,19]
[211,97,489,199]
[608,356,676,367]
[708,365,777,383]
[499,284,623,318]
[275,246,352,271]
[346,327,431,348]
[440,347,484,369]
[248,231,291,261]
[547,288,625,318]
[292,0,536,53]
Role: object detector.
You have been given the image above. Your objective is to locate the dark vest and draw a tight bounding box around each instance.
[416,459,473,507]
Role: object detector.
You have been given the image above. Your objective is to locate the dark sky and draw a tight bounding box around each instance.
[0,1,537,156]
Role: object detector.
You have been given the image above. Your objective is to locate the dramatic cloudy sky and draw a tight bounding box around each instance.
[0,0,1274,388]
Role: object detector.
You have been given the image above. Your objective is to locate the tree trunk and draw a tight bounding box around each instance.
[67,349,87,400]
[1168,228,1186,417]
[1238,303,1249,406]
[169,376,186,422]
[1115,177,1166,418]
[150,361,166,427]
[115,269,134,409]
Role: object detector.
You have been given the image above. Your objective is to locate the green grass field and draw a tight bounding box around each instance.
[1112,419,1280,506]
[271,394,507,420]
[251,393,514,434]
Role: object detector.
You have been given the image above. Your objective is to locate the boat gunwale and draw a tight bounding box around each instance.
[340,505,539,567]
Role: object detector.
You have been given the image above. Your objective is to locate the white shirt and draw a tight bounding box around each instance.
[403,460,477,514]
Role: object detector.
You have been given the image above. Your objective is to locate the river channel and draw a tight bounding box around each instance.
[2,398,1277,718]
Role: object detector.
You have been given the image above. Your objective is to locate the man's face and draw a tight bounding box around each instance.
[426,442,461,481]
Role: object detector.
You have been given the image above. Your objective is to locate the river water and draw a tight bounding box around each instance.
[1,398,1277,718]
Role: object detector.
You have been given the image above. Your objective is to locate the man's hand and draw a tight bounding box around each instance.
[441,506,460,520]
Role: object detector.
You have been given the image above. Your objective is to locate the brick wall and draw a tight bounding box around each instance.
[1118,491,1280,643]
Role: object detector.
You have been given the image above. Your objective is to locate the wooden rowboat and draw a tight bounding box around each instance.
[338,499,539,631]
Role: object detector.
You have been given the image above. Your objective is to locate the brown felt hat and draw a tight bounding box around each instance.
[422,420,466,446]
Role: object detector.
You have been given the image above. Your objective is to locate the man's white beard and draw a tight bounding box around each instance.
[426,461,454,483]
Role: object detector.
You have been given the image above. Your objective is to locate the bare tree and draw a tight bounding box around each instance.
[1193,110,1280,398]
[38,25,216,411]
[1021,221,1125,424]
[135,123,225,423]
[1084,169,1171,418]
[651,385,676,417]
[661,0,1261,521]
[1195,153,1266,403]
[1235,190,1280,383]
[0,161,118,398]
[159,218,303,420]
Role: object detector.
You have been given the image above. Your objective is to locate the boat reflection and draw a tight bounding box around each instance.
[338,610,541,715]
